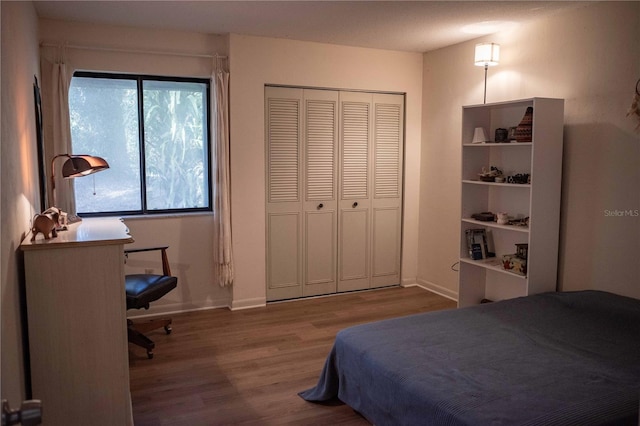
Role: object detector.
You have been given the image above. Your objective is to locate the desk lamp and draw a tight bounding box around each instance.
[51,154,109,223]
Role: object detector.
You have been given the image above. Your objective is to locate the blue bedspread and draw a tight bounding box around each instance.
[300,291,640,425]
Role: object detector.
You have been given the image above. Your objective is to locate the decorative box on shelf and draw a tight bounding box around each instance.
[502,254,527,276]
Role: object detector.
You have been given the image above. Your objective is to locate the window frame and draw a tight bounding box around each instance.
[71,71,213,217]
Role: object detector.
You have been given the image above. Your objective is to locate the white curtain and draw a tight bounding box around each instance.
[41,49,76,213]
[212,62,234,287]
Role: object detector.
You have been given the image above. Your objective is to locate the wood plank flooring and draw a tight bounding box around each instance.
[129,286,457,425]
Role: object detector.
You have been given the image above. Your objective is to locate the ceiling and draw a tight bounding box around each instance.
[33,1,589,53]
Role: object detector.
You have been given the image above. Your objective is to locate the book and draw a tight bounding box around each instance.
[465,228,495,260]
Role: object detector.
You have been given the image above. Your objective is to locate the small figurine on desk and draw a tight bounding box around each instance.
[30,207,60,241]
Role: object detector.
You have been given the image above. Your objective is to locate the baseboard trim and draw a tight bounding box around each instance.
[400,276,417,287]
[415,278,458,302]
[230,297,267,311]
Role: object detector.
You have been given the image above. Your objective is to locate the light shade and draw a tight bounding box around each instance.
[50,154,110,212]
[474,43,500,67]
[61,155,110,178]
[472,127,488,144]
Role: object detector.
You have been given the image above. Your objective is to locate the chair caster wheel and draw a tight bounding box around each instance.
[164,325,172,335]
[147,351,154,359]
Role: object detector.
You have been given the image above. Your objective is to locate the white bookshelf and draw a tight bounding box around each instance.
[458,98,564,307]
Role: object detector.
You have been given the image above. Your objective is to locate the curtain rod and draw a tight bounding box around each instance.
[40,42,227,60]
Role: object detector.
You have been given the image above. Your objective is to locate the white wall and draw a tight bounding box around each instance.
[228,34,423,308]
[419,2,640,300]
[38,19,232,314]
[1,0,41,403]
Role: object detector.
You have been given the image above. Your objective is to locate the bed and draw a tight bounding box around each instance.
[300,291,640,425]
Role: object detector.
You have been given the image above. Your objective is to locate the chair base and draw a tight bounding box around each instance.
[127,318,172,359]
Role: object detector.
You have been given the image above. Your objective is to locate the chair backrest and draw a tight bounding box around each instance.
[125,246,171,276]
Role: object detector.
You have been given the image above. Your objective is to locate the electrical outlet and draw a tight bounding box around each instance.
[144,268,154,274]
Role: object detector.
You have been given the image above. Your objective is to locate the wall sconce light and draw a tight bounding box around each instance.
[474,42,500,104]
[51,154,109,220]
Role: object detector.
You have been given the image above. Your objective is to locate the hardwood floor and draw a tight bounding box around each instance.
[129,286,457,425]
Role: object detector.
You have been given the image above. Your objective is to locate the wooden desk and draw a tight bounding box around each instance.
[21,218,134,426]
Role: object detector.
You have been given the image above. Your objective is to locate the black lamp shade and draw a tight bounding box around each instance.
[61,155,109,178]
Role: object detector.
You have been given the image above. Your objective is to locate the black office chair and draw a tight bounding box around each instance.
[125,246,177,359]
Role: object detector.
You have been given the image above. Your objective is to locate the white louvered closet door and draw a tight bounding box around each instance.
[266,87,404,301]
[265,87,304,301]
[337,92,404,292]
[370,93,404,288]
[302,90,338,297]
[338,91,373,292]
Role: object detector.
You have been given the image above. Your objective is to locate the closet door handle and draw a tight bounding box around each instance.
[317,203,324,210]
[352,202,358,208]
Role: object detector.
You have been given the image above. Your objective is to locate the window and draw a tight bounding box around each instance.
[68,72,211,215]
